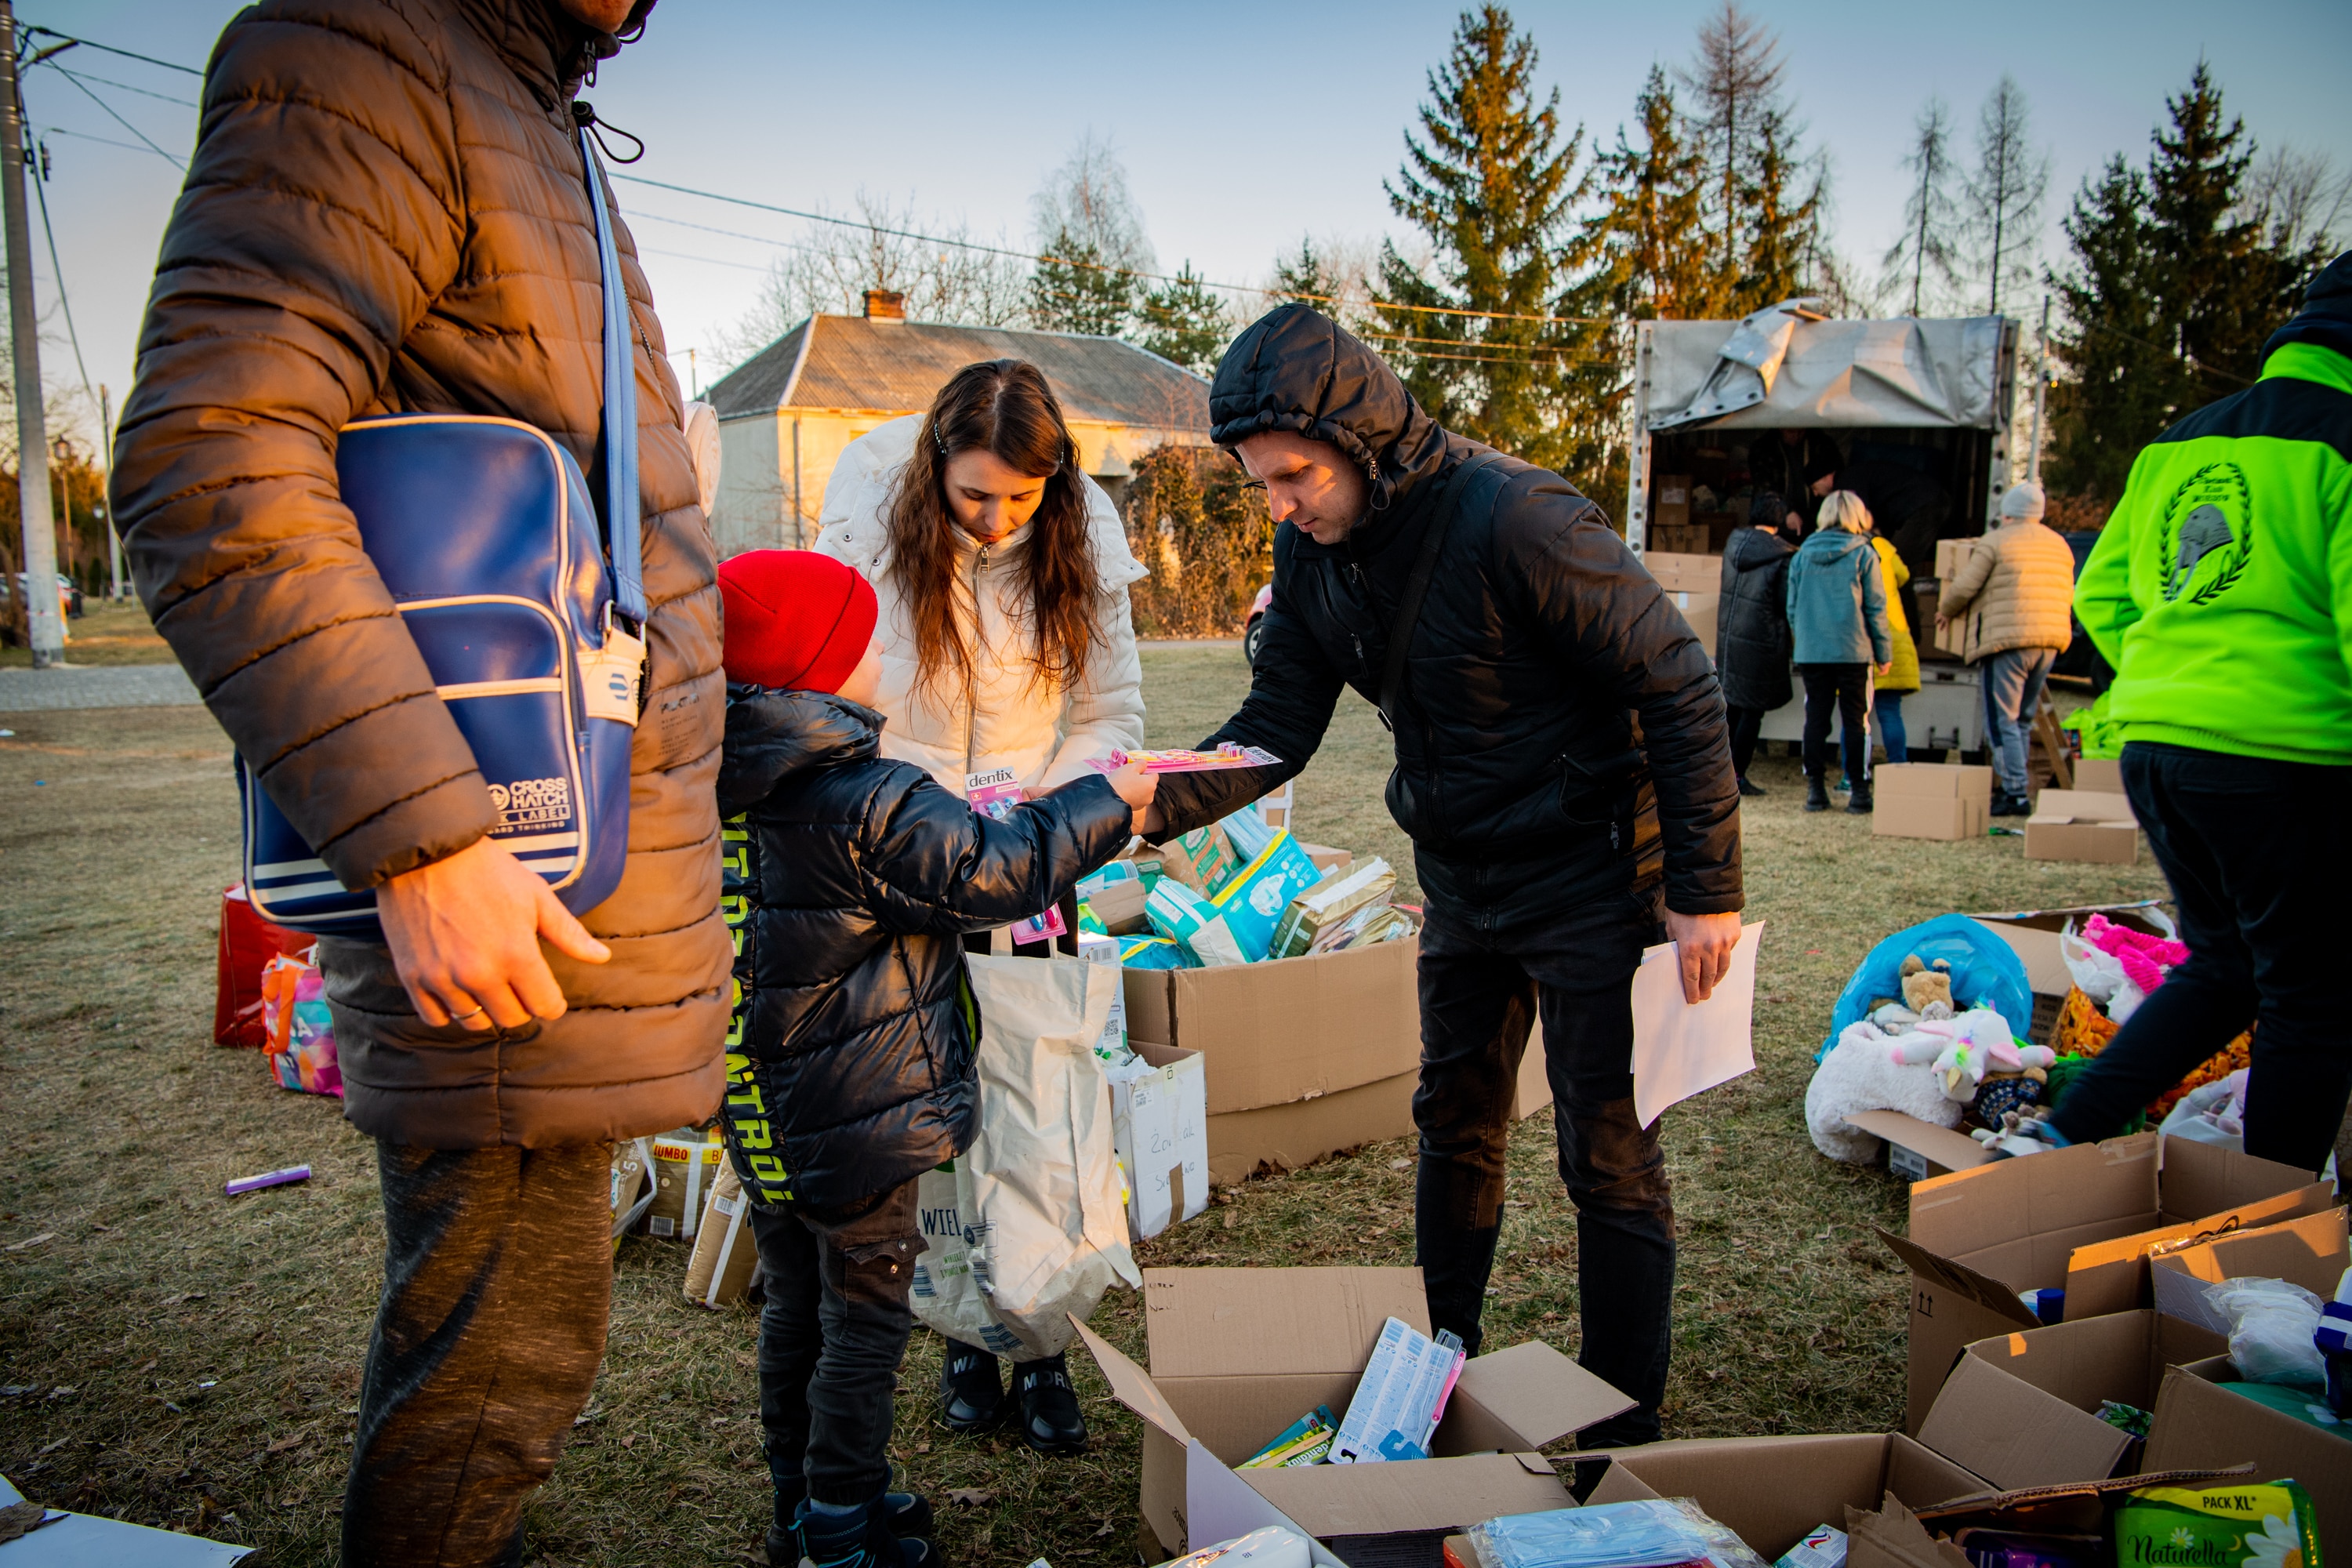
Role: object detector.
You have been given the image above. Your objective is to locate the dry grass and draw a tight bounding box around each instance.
[0,600,173,667]
[0,654,2169,1566]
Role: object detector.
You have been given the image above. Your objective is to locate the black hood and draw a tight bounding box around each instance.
[717,686,883,816]
[2263,249,2352,367]
[1208,304,1451,514]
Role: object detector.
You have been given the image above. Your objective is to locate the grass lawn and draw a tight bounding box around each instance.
[0,600,173,667]
[0,646,2169,1566]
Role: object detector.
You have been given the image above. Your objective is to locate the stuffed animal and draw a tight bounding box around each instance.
[1806,1020,1966,1163]
[2084,914,2190,997]
[1900,955,1956,1015]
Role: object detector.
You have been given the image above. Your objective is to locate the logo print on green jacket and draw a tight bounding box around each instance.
[2158,461,2253,604]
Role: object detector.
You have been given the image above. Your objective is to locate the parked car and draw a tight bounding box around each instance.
[1243,581,1272,666]
[7,572,82,617]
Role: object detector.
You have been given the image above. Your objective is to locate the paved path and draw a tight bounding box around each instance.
[0,663,200,711]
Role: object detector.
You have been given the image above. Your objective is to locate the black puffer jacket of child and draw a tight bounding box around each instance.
[717,687,1133,1207]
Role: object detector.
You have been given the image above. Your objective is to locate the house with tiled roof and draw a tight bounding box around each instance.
[703,290,1211,557]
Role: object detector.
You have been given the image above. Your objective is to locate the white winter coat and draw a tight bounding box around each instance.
[816,415,1149,795]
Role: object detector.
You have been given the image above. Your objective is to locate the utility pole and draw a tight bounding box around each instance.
[101,383,121,601]
[2026,295,2052,485]
[0,1,62,665]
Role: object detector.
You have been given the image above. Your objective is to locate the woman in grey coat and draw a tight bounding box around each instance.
[1784,490,1893,814]
[1715,492,1798,797]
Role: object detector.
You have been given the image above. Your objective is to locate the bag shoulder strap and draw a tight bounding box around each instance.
[579,129,646,629]
[1377,448,1508,729]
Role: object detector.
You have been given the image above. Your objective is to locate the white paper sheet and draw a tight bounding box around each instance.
[1631,920,1763,1129]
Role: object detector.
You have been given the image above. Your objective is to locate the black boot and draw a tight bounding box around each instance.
[1991,789,2031,818]
[1804,775,1830,812]
[1737,775,1766,797]
[1011,1353,1088,1456]
[792,1498,931,1568]
[938,1341,1003,1432]
[770,1494,932,1568]
[1845,779,1874,814]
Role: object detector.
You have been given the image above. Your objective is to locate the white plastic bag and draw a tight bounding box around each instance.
[2201,1276,2327,1387]
[909,955,1138,1359]
[2158,1069,2249,1151]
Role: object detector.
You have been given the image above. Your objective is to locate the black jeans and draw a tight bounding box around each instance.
[1412,880,1675,1447]
[344,1143,614,1568]
[2048,742,2352,1172]
[1798,663,1871,786]
[1726,705,1766,779]
[753,1178,924,1507]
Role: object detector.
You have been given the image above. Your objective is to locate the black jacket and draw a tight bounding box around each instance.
[1715,527,1797,713]
[1747,431,1838,530]
[1158,305,1741,925]
[716,688,1133,1208]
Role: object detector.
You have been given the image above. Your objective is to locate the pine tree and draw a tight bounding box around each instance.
[1027,136,1154,337]
[1584,65,1719,322]
[1029,228,1134,336]
[2047,156,2165,498]
[1135,264,1231,376]
[1962,75,2050,316]
[1884,98,1963,316]
[1737,102,1824,311]
[1271,238,1342,310]
[1675,2,1824,311]
[1373,4,1601,474]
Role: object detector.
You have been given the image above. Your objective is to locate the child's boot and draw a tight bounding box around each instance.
[793,1497,934,1568]
[771,1491,934,1566]
[1012,1352,1087,1456]
[938,1341,1004,1432]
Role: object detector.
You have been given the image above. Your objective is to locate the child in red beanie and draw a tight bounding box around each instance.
[710,550,1153,1568]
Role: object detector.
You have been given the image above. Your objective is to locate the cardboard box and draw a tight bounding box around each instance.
[1640,550,1721,593]
[642,1127,727,1240]
[1842,1109,1991,1180]
[2149,1206,2352,1331]
[1932,539,1983,659]
[1653,473,1692,532]
[1971,903,2176,1044]
[1584,1432,1987,1562]
[1876,1132,2321,1432]
[1116,1042,1211,1239]
[1664,588,1719,654]
[684,1158,762,1308]
[1648,523,1710,555]
[1298,844,1352,878]
[1872,763,1993,841]
[2073,756,2124,793]
[1939,1312,2228,1487]
[2024,789,2140,864]
[1073,1266,1631,1550]
[2145,1353,2352,1546]
[1089,875,1149,935]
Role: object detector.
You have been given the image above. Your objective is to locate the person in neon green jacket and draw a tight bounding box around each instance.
[2034,250,2352,1174]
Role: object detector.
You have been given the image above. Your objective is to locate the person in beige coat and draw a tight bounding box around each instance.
[1937,481,2077,812]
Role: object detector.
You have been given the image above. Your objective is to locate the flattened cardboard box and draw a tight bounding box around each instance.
[2147,1352,2352,1547]
[1944,1310,2227,1486]
[1584,1432,1987,1563]
[1876,1131,2321,1432]
[1073,1266,1629,1550]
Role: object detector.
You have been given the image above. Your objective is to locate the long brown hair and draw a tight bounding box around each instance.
[884,359,1102,702]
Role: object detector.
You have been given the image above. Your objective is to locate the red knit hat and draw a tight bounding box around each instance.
[717,550,880,693]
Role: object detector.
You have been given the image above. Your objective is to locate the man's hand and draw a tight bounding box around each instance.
[1935,613,1951,631]
[1664,909,1742,1005]
[377,837,611,1031]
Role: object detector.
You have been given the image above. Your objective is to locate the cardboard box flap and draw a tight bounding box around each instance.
[1915,1464,2250,1523]
[1184,1438,1353,1565]
[2145,1360,2352,1547]
[2026,789,2136,825]
[1907,1133,2158,1259]
[2061,1182,2336,1319]
[1916,1346,2130,1489]
[2149,1207,2352,1330]
[1959,1311,2226,1417]
[1142,1266,1428,1381]
[1886,1433,1998,1512]
[1240,1450,1569,1539]
[2156,1138,2327,1226]
[1441,1340,1634,1453]
[1070,1315,1193,1448]
[1875,1227,2041,1329]
[1845,1111,1988,1175]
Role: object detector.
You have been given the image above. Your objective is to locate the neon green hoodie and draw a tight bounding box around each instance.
[2074,339,2352,764]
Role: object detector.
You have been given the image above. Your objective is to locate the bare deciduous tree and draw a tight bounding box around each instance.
[1884,98,1963,316]
[1962,74,2051,316]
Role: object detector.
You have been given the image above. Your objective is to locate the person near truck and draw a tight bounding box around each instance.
[1810,451,1953,571]
[1134,303,1744,1449]
[1785,491,1893,813]
[1936,482,2076,816]
[109,3,728,1562]
[1868,522,1921,764]
[2027,250,2352,1176]
[1716,491,1798,797]
[814,358,1146,1454]
[715,549,1155,1568]
[1747,427,1838,532]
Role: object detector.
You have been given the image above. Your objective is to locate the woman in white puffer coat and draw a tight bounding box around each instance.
[814,358,1145,1459]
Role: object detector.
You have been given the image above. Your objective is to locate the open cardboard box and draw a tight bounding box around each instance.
[1874,1131,2325,1432]
[1073,1266,1630,1552]
[2145,1353,2352,1546]
[2024,789,2140,864]
[2148,1204,2351,1331]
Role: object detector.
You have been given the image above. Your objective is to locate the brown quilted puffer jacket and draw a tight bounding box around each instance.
[112,0,728,1148]
[1936,518,2077,662]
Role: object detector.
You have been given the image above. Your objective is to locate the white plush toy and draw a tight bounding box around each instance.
[1805,1020,1966,1163]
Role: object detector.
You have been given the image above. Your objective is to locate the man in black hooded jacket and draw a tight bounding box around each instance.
[1141,307,1743,1444]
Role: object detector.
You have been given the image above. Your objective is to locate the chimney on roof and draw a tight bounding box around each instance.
[863,289,906,322]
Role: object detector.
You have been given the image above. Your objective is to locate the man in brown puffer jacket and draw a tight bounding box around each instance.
[110,2,727,1561]
[1938,481,2077,814]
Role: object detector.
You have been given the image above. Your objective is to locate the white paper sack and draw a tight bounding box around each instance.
[1109,1051,1210,1240]
[1632,921,1763,1130]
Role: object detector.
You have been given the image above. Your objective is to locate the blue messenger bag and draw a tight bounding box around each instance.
[238,129,648,937]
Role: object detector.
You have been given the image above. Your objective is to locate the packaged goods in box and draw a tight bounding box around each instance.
[1933,539,1983,658]
[1078,932,1132,1062]
[1871,763,1992,842]
[2024,789,2140,864]
[1213,813,1330,961]
[643,1127,727,1240]
[1873,1131,2325,1432]
[684,1158,761,1308]
[1268,857,1395,960]
[1112,1042,1210,1240]
[609,1137,654,1250]
[2147,1205,2350,1331]
[1073,1266,1632,1552]
[1653,473,1692,531]
[1945,1311,2227,1486]
[1149,880,1251,967]
[2144,1352,2352,1546]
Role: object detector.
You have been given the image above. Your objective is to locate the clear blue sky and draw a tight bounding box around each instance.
[22,0,2352,444]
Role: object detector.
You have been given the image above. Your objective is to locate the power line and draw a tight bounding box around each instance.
[36,60,181,169]
[20,26,203,77]
[33,123,166,158]
[29,142,95,400]
[42,66,193,108]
